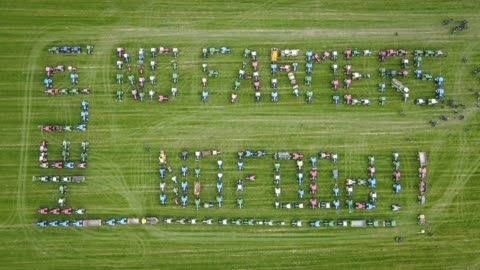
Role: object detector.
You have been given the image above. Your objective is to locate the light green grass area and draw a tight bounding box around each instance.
[1,1,480,269]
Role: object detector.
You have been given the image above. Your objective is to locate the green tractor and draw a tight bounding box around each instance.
[209,47,219,55]
[128,75,135,86]
[379,67,386,77]
[379,82,386,92]
[306,90,313,103]
[237,197,244,209]
[234,80,240,91]
[116,74,124,84]
[414,56,422,67]
[208,70,219,77]
[274,162,280,173]
[243,48,251,58]
[422,74,433,81]
[323,220,336,227]
[231,219,242,225]
[424,50,435,57]
[379,96,387,106]
[116,90,124,101]
[172,73,179,84]
[243,219,255,225]
[195,198,201,210]
[346,199,354,213]
[69,89,79,95]
[305,75,312,86]
[353,49,362,56]
[86,45,94,55]
[216,194,223,207]
[414,49,424,56]
[48,47,60,54]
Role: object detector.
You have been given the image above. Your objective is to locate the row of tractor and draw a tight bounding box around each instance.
[36,217,159,228]
[39,125,87,132]
[271,48,375,64]
[242,51,263,103]
[36,217,397,228]
[37,207,85,215]
[307,219,396,228]
[390,153,403,197]
[117,47,179,61]
[48,45,93,54]
[33,175,86,183]
[115,88,172,103]
[379,68,409,78]
[418,152,428,205]
[202,47,231,58]
[388,48,444,58]
[378,49,408,62]
[45,88,91,96]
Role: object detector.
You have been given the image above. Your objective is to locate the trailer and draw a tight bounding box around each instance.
[127,218,140,225]
[418,152,428,167]
[83,219,102,227]
[332,169,339,180]
[142,217,159,224]
[274,152,292,160]
[350,220,367,227]
[201,150,221,157]
[64,176,85,183]
[391,79,409,94]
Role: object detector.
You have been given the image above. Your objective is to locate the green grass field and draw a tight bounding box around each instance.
[1,1,480,269]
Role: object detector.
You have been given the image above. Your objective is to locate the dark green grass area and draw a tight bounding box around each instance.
[1,1,480,269]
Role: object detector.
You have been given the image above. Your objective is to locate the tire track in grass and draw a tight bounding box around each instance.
[447,128,480,233]
[89,139,144,216]
[11,30,49,253]
[15,41,40,221]
[429,132,480,221]
[98,33,118,98]
[451,39,479,124]
[124,143,146,217]
[402,151,417,211]
[429,130,480,259]
[453,130,469,225]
